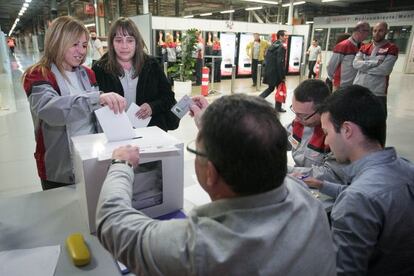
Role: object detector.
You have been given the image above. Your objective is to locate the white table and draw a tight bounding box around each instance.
[0,186,123,275]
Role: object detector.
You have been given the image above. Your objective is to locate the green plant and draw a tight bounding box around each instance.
[167,28,198,82]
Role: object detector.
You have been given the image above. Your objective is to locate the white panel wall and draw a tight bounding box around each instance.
[152,16,293,34]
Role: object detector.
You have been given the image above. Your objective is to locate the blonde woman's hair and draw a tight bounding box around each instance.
[104,17,148,78]
[23,16,89,80]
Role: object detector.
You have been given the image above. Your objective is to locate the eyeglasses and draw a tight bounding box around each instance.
[186,140,208,158]
[290,105,318,121]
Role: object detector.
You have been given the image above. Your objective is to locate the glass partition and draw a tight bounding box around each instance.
[388,26,412,54]
[327,28,346,50]
[313,28,328,50]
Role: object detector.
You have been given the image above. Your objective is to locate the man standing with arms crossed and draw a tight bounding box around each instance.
[353,22,398,115]
[326,21,370,91]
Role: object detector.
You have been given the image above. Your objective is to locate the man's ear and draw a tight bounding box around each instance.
[206,160,219,188]
[341,121,354,139]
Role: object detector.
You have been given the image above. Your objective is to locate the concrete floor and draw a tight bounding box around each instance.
[1,49,413,198]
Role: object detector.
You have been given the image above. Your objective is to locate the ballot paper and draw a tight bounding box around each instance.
[126,103,152,129]
[0,245,60,276]
[95,106,136,141]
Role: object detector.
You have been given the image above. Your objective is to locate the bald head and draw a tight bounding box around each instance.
[353,21,370,42]
[373,22,388,43]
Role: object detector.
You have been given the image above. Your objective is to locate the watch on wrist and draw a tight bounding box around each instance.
[111,159,133,168]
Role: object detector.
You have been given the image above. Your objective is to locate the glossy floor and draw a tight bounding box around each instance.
[1,50,413,198]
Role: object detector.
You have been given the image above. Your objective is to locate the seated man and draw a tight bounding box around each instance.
[319,85,414,275]
[287,79,347,187]
[96,94,336,275]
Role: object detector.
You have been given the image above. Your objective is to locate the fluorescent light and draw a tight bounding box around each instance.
[220,9,235,14]
[245,6,263,11]
[243,0,279,4]
[16,18,20,22]
[84,23,96,28]
[23,3,29,7]
[315,28,324,31]
[321,0,340,2]
[282,1,305,7]
[25,0,32,2]
[306,21,313,24]
[183,15,194,18]
[200,12,213,16]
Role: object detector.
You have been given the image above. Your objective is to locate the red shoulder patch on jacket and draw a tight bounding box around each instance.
[23,67,59,97]
[82,65,97,86]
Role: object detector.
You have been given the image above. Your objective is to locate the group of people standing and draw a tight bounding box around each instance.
[326,21,398,115]
[23,16,177,190]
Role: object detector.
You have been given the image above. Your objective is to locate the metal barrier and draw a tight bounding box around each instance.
[299,62,306,83]
[256,64,262,91]
[231,65,236,94]
[163,62,168,77]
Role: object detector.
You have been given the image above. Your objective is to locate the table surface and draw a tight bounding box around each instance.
[0,185,122,275]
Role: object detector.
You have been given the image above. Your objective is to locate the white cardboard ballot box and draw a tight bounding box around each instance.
[72,126,184,233]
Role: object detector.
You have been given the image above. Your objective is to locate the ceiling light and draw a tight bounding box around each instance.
[84,23,96,28]
[242,0,279,4]
[23,3,29,7]
[282,1,306,7]
[245,6,263,11]
[220,9,235,14]
[183,15,194,18]
[306,21,313,24]
[200,12,213,16]
[321,0,340,2]
[25,0,32,2]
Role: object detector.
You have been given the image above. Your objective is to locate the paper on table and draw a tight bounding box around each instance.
[0,245,60,276]
[95,106,136,141]
[126,103,151,129]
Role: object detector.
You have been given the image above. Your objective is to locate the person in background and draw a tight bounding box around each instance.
[261,30,287,112]
[22,16,125,190]
[194,31,204,86]
[159,32,178,64]
[319,85,414,275]
[212,34,222,82]
[7,37,15,54]
[96,94,336,276]
[326,21,370,91]
[92,17,178,132]
[353,21,398,115]
[246,33,269,87]
[306,39,322,79]
[89,31,104,67]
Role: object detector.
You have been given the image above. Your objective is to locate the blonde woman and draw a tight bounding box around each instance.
[23,16,126,190]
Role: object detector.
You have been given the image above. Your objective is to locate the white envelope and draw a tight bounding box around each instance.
[95,106,136,141]
[126,103,152,129]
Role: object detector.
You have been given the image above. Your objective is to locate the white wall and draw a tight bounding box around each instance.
[152,16,293,34]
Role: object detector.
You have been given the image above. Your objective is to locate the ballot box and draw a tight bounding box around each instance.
[72,126,184,233]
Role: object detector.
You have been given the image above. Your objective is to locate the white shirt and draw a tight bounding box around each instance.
[120,69,138,108]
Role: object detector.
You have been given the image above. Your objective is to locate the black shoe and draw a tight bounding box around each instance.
[277,107,287,113]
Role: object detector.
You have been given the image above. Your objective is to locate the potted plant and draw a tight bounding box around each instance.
[168,28,198,97]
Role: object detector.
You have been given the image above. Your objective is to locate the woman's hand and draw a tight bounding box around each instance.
[135,103,152,119]
[99,92,127,114]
